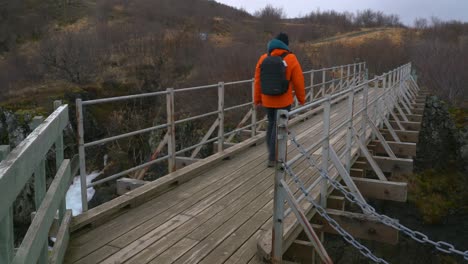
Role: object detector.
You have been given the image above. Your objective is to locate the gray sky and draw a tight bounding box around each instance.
[216,0,468,25]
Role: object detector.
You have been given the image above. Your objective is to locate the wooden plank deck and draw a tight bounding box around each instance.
[65,88,385,264]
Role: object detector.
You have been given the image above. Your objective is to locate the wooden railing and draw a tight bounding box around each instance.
[0,101,78,264]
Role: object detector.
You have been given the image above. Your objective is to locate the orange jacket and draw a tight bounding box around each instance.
[254,49,306,108]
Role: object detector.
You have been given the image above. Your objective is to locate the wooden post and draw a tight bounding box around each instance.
[271,110,289,264]
[346,64,351,88]
[321,70,326,96]
[166,88,176,173]
[251,79,257,138]
[339,65,344,91]
[345,89,355,172]
[0,145,14,264]
[360,83,369,145]
[353,63,357,86]
[54,101,66,221]
[383,73,387,90]
[321,95,331,207]
[310,71,315,102]
[217,82,225,153]
[32,116,48,264]
[76,98,88,212]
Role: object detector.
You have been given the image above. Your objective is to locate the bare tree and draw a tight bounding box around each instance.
[414,18,428,29]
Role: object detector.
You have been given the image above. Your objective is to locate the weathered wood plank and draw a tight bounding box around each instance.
[149,238,199,264]
[108,163,274,262]
[0,145,14,264]
[381,129,419,143]
[353,177,407,202]
[350,168,364,178]
[49,210,73,264]
[389,121,421,131]
[0,105,68,221]
[393,114,422,123]
[70,132,266,233]
[371,156,413,174]
[370,140,417,157]
[100,215,192,264]
[125,172,275,264]
[314,209,399,245]
[67,246,120,264]
[327,195,345,210]
[197,209,272,264]
[116,178,148,195]
[68,138,273,262]
[175,157,200,170]
[13,159,72,264]
[224,230,262,264]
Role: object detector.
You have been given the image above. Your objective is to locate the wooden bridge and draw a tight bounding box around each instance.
[1,62,436,264]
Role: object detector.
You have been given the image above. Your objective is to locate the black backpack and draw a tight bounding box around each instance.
[260,52,290,95]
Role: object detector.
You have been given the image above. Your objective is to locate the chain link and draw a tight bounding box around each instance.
[288,131,468,261]
[283,164,389,264]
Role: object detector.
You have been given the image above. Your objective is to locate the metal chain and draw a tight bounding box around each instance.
[288,131,468,261]
[282,163,389,264]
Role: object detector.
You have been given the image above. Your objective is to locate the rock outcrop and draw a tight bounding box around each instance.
[415,96,467,173]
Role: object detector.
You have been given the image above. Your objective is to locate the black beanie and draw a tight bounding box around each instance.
[275,32,289,46]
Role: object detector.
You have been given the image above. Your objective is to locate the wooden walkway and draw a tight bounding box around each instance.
[65,88,385,264]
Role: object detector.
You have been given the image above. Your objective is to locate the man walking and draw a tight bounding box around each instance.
[254,32,306,167]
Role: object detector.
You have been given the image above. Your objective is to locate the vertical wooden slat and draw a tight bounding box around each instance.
[321,95,331,208]
[251,79,257,138]
[217,82,225,153]
[54,100,66,221]
[345,89,355,172]
[49,210,72,264]
[166,88,176,173]
[0,145,14,264]
[76,98,88,212]
[346,64,351,88]
[360,83,369,145]
[32,116,48,264]
[339,65,344,91]
[310,71,314,102]
[271,110,289,264]
[321,70,326,96]
[353,63,357,86]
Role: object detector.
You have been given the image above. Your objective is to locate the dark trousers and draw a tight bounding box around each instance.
[265,105,291,162]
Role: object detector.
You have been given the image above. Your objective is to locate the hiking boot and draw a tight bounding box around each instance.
[267,160,275,168]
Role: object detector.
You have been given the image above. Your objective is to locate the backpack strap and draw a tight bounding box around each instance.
[280,51,291,59]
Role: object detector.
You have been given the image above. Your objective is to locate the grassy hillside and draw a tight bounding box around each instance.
[3,1,467,109]
[1,1,416,110]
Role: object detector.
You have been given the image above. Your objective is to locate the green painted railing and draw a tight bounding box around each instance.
[0,101,77,264]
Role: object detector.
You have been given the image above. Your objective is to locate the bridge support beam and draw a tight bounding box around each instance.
[371,156,413,175]
[389,121,421,131]
[313,209,399,245]
[369,140,417,157]
[175,157,201,169]
[392,114,423,123]
[327,195,345,211]
[381,129,419,143]
[116,178,148,195]
[352,177,407,202]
